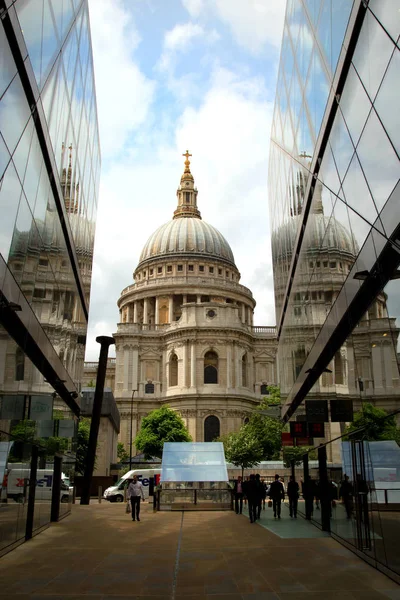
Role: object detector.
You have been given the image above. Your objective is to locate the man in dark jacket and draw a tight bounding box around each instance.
[255,473,266,519]
[243,474,258,523]
[268,474,285,519]
[339,475,353,519]
[287,475,299,518]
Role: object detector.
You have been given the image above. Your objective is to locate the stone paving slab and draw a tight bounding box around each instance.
[0,501,397,599]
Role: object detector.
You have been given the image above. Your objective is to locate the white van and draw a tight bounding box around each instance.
[103,469,161,503]
[5,468,71,503]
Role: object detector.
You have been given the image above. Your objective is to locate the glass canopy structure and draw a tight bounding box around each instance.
[161,442,228,482]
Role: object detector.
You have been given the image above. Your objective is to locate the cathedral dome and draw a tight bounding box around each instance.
[272,212,357,261]
[138,217,235,266]
[136,151,236,269]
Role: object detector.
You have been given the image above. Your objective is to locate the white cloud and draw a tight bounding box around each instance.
[182,0,205,18]
[88,0,155,159]
[182,0,286,54]
[158,22,219,75]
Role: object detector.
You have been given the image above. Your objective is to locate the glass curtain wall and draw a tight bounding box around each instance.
[0,0,100,553]
[269,0,400,581]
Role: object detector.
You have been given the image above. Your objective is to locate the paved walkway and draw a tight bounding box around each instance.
[0,501,398,599]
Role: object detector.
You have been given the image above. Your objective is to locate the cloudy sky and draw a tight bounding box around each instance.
[85,0,286,360]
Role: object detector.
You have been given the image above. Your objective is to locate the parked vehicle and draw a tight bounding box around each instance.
[4,468,71,503]
[103,469,161,502]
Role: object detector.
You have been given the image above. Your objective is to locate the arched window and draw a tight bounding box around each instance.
[204,351,218,384]
[260,384,269,395]
[15,348,25,381]
[242,354,247,387]
[243,417,250,425]
[169,353,178,387]
[204,415,220,441]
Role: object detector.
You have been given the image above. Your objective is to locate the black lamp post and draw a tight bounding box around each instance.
[80,336,115,505]
[129,389,137,471]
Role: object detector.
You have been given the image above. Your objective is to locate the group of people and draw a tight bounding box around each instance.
[233,474,301,522]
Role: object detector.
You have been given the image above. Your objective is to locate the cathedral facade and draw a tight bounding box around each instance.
[112,153,277,453]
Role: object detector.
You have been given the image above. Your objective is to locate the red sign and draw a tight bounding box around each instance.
[282,433,293,446]
[281,433,312,447]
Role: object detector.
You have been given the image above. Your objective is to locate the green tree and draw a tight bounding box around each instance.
[219,428,264,478]
[282,446,316,468]
[117,442,129,462]
[135,406,192,459]
[344,403,400,444]
[245,412,284,460]
[75,418,92,475]
[262,384,281,405]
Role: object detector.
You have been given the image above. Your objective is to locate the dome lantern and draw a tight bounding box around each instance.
[173,150,201,220]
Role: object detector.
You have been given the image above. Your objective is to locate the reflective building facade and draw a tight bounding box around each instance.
[0,0,100,553]
[269,0,400,580]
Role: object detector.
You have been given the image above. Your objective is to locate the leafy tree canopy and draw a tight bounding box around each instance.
[282,445,317,468]
[135,406,192,459]
[75,417,92,475]
[219,428,264,477]
[344,403,400,444]
[261,385,281,405]
[117,442,129,462]
[245,412,284,460]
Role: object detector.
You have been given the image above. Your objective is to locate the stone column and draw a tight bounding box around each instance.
[155,296,159,325]
[241,304,246,323]
[132,346,138,392]
[183,341,188,387]
[169,296,174,323]
[226,344,232,389]
[196,295,201,304]
[234,344,241,388]
[372,345,383,389]
[190,342,196,388]
[183,294,187,304]
[133,301,138,323]
[143,298,148,324]
[248,307,252,325]
[127,304,131,323]
[123,346,130,391]
[383,343,393,389]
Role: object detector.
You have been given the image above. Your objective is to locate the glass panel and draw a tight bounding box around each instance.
[331,0,354,74]
[329,109,355,184]
[0,25,17,100]
[374,48,400,158]
[0,134,11,181]
[352,9,394,102]
[0,75,31,157]
[341,153,379,227]
[306,48,329,142]
[0,163,23,260]
[16,0,44,85]
[368,0,400,45]
[356,108,399,214]
[339,64,372,147]
[161,442,228,482]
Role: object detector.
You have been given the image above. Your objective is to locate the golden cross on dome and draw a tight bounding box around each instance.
[183,150,192,166]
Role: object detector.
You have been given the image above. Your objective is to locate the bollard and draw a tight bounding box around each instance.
[98,486,102,503]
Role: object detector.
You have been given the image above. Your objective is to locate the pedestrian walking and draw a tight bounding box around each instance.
[268,474,285,519]
[261,479,268,510]
[243,474,258,523]
[127,475,145,521]
[255,474,266,519]
[287,475,299,518]
[339,474,353,519]
[233,475,244,514]
[303,476,315,520]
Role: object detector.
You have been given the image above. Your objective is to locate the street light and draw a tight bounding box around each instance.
[129,389,137,470]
